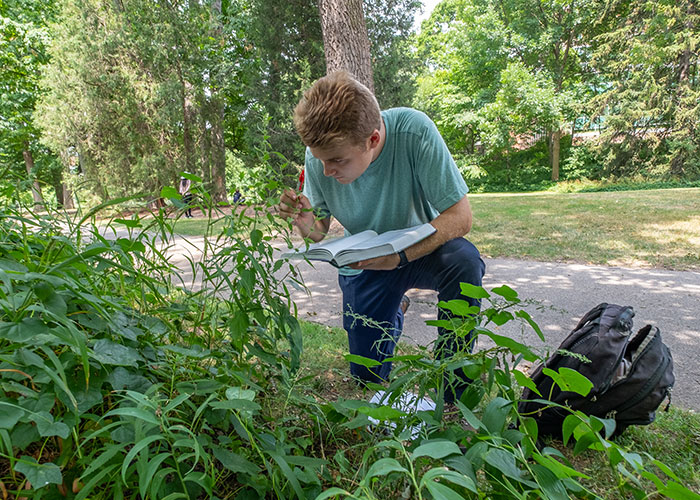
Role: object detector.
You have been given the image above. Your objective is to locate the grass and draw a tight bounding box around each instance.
[469,187,700,270]
[298,319,700,498]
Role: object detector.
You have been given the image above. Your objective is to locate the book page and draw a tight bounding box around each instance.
[343,223,436,253]
[304,229,378,258]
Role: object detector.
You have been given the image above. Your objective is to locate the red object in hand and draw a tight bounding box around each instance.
[298,169,305,191]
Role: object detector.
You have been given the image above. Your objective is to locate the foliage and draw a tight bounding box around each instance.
[0,175,306,498]
[1,177,697,498]
[0,0,63,203]
[35,0,252,203]
[590,0,700,180]
[414,0,605,179]
[312,285,698,499]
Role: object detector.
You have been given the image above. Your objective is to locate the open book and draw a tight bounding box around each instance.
[281,223,436,268]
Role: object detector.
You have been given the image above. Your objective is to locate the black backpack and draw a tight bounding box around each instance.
[518,303,675,438]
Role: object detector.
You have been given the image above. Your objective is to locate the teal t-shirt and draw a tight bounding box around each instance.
[303,107,468,274]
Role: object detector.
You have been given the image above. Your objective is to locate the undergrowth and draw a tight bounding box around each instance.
[0,173,697,499]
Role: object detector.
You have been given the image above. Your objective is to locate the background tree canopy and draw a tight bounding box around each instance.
[0,0,698,207]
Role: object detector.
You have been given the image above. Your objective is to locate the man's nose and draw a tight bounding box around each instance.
[322,163,335,177]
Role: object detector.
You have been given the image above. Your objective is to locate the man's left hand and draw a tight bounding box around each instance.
[349,253,401,271]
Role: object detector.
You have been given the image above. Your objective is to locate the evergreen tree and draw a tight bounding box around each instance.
[36,0,251,202]
[0,0,63,207]
[591,0,700,179]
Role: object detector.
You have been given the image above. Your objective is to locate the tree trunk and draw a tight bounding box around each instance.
[62,182,75,210]
[23,147,45,209]
[208,0,228,204]
[210,101,227,204]
[551,129,561,181]
[177,64,196,175]
[318,0,374,91]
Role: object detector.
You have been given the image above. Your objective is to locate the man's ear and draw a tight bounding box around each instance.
[368,129,381,149]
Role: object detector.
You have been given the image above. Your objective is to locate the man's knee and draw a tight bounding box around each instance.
[437,238,485,288]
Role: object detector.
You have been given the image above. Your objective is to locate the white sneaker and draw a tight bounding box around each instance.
[367,390,436,439]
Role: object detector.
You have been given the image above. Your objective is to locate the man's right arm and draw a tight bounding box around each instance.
[278,188,329,242]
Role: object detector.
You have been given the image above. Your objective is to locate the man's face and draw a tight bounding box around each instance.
[309,132,380,184]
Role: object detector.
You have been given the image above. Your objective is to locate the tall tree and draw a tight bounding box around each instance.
[0,0,63,207]
[318,0,374,90]
[416,0,605,180]
[36,0,250,202]
[591,0,700,178]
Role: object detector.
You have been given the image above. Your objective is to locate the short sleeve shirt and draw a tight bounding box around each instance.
[302,107,468,273]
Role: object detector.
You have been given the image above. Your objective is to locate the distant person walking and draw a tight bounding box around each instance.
[179,176,194,218]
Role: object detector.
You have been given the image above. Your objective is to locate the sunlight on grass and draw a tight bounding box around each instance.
[470,188,700,270]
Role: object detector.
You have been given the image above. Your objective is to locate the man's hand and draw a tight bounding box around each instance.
[349,253,401,271]
[278,189,329,242]
[279,188,314,228]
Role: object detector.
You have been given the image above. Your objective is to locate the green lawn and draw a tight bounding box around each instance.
[469,187,700,270]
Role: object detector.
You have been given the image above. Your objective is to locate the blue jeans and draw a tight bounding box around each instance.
[338,238,485,401]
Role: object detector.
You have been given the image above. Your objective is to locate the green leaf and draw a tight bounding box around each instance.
[489,309,514,326]
[180,172,201,182]
[105,407,160,426]
[209,399,261,412]
[0,317,51,343]
[33,411,70,439]
[343,354,382,368]
[14,456,62,488]
[660,481,700,500]
[412,440,462,460]
[651,459,682,482]
[513,369,540,396]
[160,186,180,199]
[268,452,305,499]
[543,367,593,397]
[482,397,512,434]
[573,431,599,455]
[459,283,489,299]
[91,339,143,367]
[437,300,480,317]
[421,468,477,493]
[114,218,142,228]
[212,447,259,475]
[424,480,466,500]
[357,405,407,420]
[532,464,569,500]
[562,414,583,446]
[314,487,352,500]
[532,453,590,479]
[589,415,616,439]
[250,229,263,247]
[225,387,256,401]
[455,401,483,431]
[515,310,546,342]
[485,448,524,481]
[121,434,166,483]
[0,402,25,429]
[491,285,519,301]
[141,452,171,499]
[479,329,538,362]
[365,458,408,479]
